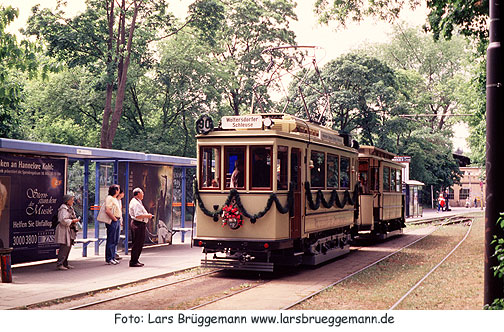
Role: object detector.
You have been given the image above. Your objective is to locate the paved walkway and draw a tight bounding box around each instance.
[0,233,202,310]
[0,207,483,310]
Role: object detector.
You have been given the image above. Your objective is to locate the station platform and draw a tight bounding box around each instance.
[0,233,203,310]
[0,207,483,310]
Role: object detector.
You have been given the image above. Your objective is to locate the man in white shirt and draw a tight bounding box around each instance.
[128,188,153,267]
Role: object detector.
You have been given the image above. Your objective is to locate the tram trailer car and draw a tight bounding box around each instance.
[357,146,406,239]
[192,114,405,272]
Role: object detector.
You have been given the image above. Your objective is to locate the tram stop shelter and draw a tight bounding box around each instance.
[0,138,196,266]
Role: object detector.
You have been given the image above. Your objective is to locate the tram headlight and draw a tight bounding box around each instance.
[263,118,274,129]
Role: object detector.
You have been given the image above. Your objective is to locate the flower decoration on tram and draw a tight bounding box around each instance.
[221,204,243,229]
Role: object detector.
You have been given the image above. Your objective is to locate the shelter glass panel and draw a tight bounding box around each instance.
[310,151,325,188]
[327,154,339,189]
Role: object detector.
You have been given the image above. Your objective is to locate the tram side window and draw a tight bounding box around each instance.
[383,166,390,191]
[225,147,245,189]
[201,147,220,188]
[371,167,379,191]
[391,169,396,192]
[277,146,288,190]
[310,151,325,188]
[251,146,272,188]
[340,156,350,189]
[327,154,339,189]
[396,169,402,192]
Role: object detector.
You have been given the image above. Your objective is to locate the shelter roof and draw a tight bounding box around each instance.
[0,138,195,166]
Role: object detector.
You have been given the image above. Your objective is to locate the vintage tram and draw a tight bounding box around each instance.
[192,113,405,271]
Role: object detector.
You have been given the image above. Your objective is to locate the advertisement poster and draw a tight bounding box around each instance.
[0,153,65,264]
[120,163,173,245]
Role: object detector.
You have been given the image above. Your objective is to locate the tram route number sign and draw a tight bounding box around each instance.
[195,114,214,135]
[221,115,262,129]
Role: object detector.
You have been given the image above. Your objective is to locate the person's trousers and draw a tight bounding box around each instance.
[57,244,71,267]
[105,220,120,262]
[130,220,146,264]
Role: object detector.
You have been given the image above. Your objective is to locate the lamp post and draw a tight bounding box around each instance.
[485,0,504,306]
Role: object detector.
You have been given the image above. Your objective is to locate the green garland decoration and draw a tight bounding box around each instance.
[193,180,294,224]
[304,182,359,210]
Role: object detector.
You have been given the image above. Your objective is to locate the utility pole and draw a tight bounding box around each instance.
[485,0,504,306]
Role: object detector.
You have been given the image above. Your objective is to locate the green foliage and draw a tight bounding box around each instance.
[484,213,504,310]
[212,0,298,115]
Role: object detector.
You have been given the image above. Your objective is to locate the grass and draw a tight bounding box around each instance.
[294,212,485,310]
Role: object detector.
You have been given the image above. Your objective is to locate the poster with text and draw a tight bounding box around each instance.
[0,154,65,264]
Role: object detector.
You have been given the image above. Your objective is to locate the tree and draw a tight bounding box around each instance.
[287,53,403,148]
[368,26,472,133]
[24,0,224,148]
[0,6,39,137]
[210,0,298,115]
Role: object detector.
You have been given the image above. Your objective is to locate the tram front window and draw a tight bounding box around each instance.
[251,146,272,189]
[226,147,245,189]
[201,147,220,189]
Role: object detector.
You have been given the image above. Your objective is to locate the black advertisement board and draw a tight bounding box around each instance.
[0,153,65,264]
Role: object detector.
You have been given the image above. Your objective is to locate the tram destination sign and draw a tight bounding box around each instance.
[221,115,262,129]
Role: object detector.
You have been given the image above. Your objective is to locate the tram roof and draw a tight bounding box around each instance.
[0,138,196,166]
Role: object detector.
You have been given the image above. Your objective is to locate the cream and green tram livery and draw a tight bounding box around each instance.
[357,146,406,239]
[192,114,360,271]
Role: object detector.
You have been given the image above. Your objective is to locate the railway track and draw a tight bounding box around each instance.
[50,213,473,310]
[193,215,473,310]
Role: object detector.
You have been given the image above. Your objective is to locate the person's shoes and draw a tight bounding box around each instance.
[129,262,144,267]
[106,260,118,265]
[65,264,75,269]
[57,265,68,270]
[115,255,122,261]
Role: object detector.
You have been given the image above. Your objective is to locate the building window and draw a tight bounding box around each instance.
[310,150,325,188]
[201,147,220,189]
[459,188,470,200]
[448,188,454,200]
[251,146,272,189]
[327,154,339,189]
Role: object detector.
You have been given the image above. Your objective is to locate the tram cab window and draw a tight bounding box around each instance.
[201,147,220,189]
[391,169,397,192]
[277,146,288,190]
[327,154,339,189]
[383,166,390,191]
[225,147,245,189]
[396,169,402,192]
[251,146,272,189]
[310,151,325,188]
[340,156,350,189]
[358,160,369,193]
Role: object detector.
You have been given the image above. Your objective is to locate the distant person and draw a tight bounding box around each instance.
[129,188,153,267]
[55,194,80,270]
[104,184,121,265]
[443,190,450,211]
[437,194,445,212]
[474,197,478,208]
[115,188,125,261]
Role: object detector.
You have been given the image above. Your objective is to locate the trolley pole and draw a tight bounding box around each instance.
[485,0,504,306]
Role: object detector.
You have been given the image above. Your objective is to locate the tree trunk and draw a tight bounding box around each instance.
[105,2,139,148]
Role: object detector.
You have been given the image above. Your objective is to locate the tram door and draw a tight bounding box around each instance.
[290,148,301,238]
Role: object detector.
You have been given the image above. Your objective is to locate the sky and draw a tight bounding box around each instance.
[2,0,469,152]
